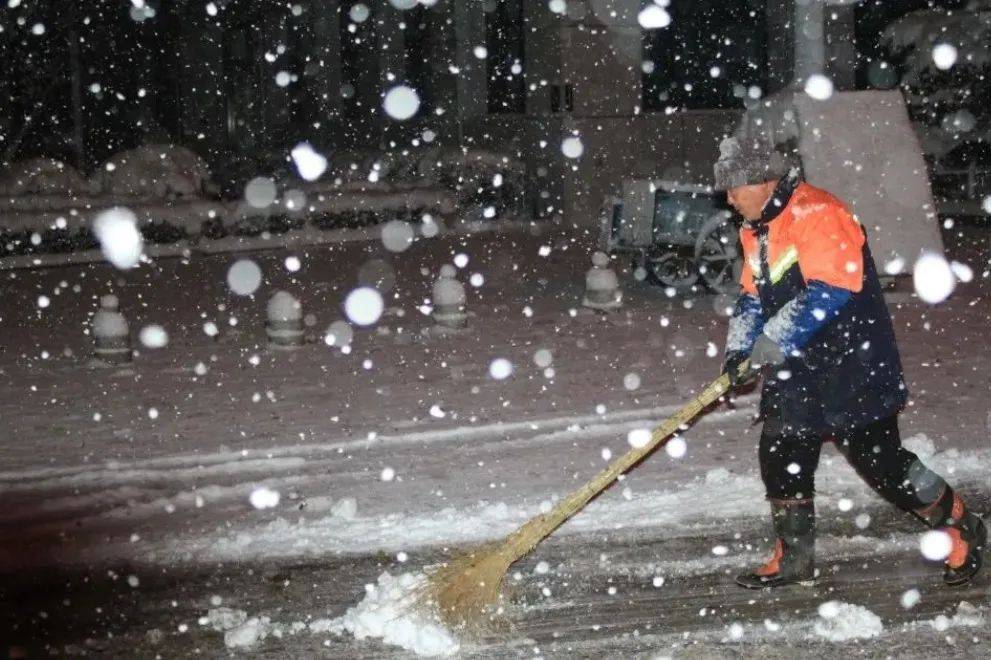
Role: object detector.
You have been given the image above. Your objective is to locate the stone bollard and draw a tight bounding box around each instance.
[582,251,622,311]
[266,290,304,349]
[92,294,132,364]
[432,264,467,328]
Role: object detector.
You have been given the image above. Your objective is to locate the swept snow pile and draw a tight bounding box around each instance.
[203,607,283,649]
[328,571,459,657]
[224,616,280,649]
[813,601,884,641]
[927,601,985,631]
[203,607,248,632]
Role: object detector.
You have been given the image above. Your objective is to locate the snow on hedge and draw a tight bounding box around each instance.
[0,157,91,197]
[95,144,213,199]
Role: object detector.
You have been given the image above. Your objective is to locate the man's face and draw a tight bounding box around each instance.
[726,180,777,221]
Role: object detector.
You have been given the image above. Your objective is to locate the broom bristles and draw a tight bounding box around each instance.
[416,542,516,630]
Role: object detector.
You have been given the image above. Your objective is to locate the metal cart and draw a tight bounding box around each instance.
[598,179,742,294]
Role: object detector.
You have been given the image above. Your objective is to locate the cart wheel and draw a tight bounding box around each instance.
[647,251,700,292]
[695,212,741,294]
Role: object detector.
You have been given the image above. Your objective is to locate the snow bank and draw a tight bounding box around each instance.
[325,571,459,657]
[813,601,884,641]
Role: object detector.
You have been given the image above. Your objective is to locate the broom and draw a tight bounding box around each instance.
[419,361,750,629]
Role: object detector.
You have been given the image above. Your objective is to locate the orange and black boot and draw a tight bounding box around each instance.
[915,487,987,586]
[736,498,816,589]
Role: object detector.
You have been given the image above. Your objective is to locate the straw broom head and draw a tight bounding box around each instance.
[417,543,516,630]
[417,370,737,630]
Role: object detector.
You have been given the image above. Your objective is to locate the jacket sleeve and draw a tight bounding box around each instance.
[726,293,764,355]
[762,280,852,355]
[793,202,865,293]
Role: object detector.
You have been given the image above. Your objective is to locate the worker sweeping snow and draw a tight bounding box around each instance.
[404,129,986,635]
[713,130,986,589]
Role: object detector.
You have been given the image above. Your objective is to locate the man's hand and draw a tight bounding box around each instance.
[750,334,785,368]
[723,350,755,388]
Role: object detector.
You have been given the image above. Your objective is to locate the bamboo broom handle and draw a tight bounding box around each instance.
[503,363,747,558]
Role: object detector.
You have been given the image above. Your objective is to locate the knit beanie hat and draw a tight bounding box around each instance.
[713,130,793,191]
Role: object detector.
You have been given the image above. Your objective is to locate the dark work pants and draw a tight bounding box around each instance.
[759,415,946,511]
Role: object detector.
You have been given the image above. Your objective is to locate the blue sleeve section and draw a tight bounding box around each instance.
[765,280,852,355]
[726,293,764,355]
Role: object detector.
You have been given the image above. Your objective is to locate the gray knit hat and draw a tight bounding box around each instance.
[713,131,792,191]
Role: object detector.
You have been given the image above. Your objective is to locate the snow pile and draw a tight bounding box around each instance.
[224,617,280,649]
[813,601,884,641]
[327,572,459,657]
[926,601,985,631]
[203,606,248,632]
[203,607,283,649]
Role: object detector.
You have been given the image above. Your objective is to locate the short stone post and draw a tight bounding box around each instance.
[266,290,304,349]
[92,294,132,364]
[432,264,467,328]
[582,251,622,310]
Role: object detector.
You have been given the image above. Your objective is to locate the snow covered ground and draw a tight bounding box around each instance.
[1,221,990,657]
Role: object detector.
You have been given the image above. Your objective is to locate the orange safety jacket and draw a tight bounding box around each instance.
[729,172,907,432]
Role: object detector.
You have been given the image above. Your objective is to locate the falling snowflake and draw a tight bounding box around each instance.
[249,487,280,510]
[913,252,955,304]
[804,74,834,101]
[561,136,584,159]
[344,287,384,326]
[227,259,263,296]
[290,143,327,181]
[93,207,143,270]
[932,43,958,70]
[383,86,420,121]
[489,358,513,380]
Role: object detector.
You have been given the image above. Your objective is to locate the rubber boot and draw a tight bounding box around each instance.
[915,487,987,586]
[736,498,816,589]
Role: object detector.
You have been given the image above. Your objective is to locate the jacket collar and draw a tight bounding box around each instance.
[744,167,802,230]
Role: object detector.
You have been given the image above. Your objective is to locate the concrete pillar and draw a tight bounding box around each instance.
[794,0,827,86]
[767,0,858,92]
[824,3,857,91]
[453,0,487,121]
[310,0,343,120]
[522,1,562,116]
[766,0,797,93]
[177,7,227,167]
[378,4,406,86]
[561,1,642,117]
